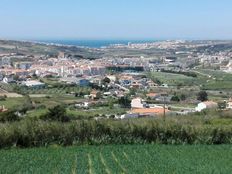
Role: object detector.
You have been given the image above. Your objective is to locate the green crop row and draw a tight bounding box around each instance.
[0,144,232,173]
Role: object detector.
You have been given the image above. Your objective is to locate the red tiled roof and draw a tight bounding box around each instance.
[131,108,169,115]
[146,93,159,97]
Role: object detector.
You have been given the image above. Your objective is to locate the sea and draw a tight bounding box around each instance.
[35,39,158,48]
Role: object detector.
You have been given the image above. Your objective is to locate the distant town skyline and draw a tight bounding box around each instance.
[1,0,232,40]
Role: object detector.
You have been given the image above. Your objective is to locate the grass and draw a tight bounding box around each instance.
[196,69,232,90]
[67,107,127,118]
[0,144,232,174]
[31,95,78,106]
[26,109,48,118]
[148,69,232,90]
[0,97,26,109]
[19,85,91,95]
[0,94,78,110]
[149,72,208,86]
[26,107,127,119]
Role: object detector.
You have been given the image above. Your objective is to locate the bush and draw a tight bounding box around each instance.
[118,96,131,108]
[0,110,20,122]
[0,95,7,101]
[171,95,180,102]
[197,91,208,102]
[1,118,232,148]
[40,105,70,122]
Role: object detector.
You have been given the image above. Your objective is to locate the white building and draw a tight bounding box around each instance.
[131,98,145,109]
[2,76,14,84]
[120,113,139,119]
[22,80,45,88]
[195,101,218,112]
[227,98,232,109]
[75,102,89,109]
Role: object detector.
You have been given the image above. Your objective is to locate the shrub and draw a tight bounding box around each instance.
[0,95,7,101]
[197,91,208,102]
[0,118,232,148]
[0,110,20,123]
[118,96,131,108]
[40,105,70,122]
[171,95,180,102]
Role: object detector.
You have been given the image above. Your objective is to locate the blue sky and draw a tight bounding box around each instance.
[0,0,232,40]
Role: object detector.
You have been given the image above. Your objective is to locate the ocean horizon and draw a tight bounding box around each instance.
[34,39,159,48]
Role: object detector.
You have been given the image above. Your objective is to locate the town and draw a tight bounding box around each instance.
[0,39,232,120]
[2,0,232,173]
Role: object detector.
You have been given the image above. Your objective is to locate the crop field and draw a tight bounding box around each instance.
[0,145,232,174]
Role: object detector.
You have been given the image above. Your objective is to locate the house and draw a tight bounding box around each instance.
[131,107,170,116]
[22,80,45,89]
[78,79,90,87]
[165,57,177,63]
[130,81,142,89]
[75,102,89,109]
[90,77,102,86]
[131,98,145,109]
[14,62,32,70]
[2,76,15,84]
[60,77,90,87]
[89,90,101,100]
[195,101,218,112]
[106,75,117,82]
[103,92,112,98]
[227,98,232,109]
[120,113,139,119]
[120,79,131,86]
[147,80,158,88]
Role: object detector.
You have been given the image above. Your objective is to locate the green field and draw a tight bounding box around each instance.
[0,145,232,174]
[195,69,232,90]
[149,72,201,86]
[148,69,232,90]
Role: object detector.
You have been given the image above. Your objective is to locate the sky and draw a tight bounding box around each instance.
[0,0,232,40]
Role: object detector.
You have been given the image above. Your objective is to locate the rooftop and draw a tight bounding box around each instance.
[131,108,170,115]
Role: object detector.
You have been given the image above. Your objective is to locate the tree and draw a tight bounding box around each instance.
[180,94,186,101]
[171,95,180,102]
[102,77,111,84]
[197,91,208,102]
[23,95,34,110]
[118,96,131,108]
[0,110,20,122]
[108,97,114,109]
[41,105,70,122]
[129,88,136,96]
